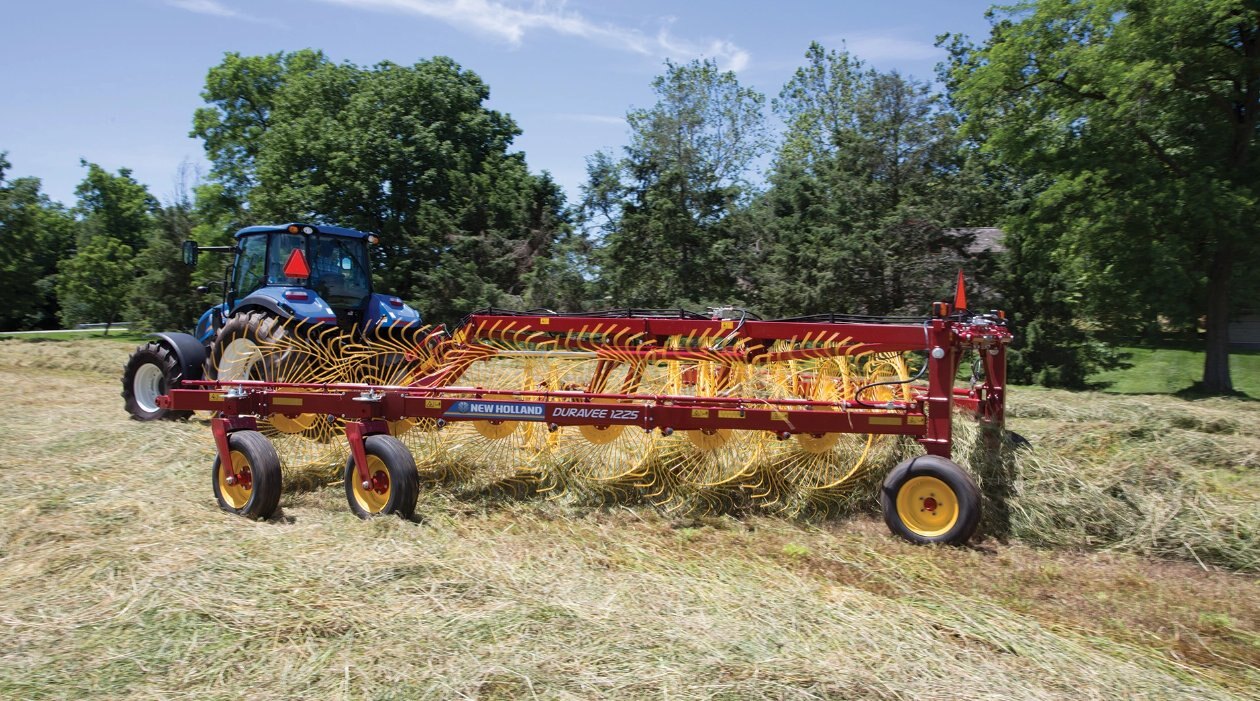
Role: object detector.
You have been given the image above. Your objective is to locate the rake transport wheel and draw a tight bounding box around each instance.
[879,455,980,545]
[343,435,419,519]
[122,342,192,421]
[211,430,283,519]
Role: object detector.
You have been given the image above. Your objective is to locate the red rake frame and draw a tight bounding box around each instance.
[161,304,1012,478]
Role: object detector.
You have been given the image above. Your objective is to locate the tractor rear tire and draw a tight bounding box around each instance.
[208,311,291,382]
[343,435,419,519]
[122,342,192,421]
[880,455,981,546]
[211,430,283,519]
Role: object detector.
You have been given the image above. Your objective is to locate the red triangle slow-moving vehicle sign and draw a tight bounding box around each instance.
[283,248,311,278]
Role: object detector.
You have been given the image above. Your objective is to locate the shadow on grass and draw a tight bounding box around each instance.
[1174,383,1256,401]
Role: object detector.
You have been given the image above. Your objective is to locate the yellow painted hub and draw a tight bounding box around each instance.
[389,418,416,436]
[218,450,252,509]
[351,455,391,514]
[472,393,518,440]
[794,432,841,454]
[895,476,959,537]
[269,412,318,434]
[685,428,731,452]
[578,423,625,445]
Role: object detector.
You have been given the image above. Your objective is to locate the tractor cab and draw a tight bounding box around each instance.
[230,224,374,321]
[184,223,421,342]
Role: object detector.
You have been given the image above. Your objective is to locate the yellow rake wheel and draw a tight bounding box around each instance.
[540,358,660,500]
[430,355,551,492]
[645,337,769,514]
[879,455,980,545]
[756,349,915,513]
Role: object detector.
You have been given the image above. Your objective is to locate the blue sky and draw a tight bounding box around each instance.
[3,0,997,209]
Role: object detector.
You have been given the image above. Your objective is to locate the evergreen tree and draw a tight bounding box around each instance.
[582,59,769,308]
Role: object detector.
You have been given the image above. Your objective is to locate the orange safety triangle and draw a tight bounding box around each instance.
[283,247,311,278]
[954,269,968,310]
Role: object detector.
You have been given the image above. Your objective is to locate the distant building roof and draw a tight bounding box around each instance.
[945,227,1005,255]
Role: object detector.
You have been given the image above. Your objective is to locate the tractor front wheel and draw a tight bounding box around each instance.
[122,342,192,421]
[211,430,283,519]
[343,435,419,519]
[880,455,980,545]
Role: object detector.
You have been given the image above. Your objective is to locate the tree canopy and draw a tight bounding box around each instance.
[193,51,577,322]
[944,0,1260,392]
[581,59,769,307]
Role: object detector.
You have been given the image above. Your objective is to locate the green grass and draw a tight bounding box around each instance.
[1,340,1258,699]
[1091,346,1260,396]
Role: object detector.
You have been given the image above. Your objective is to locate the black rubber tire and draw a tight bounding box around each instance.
[343,434,419,519]
[122,341,192,421]
[880,455,981,546]
[207,310,290,381]
[211,430,283,519]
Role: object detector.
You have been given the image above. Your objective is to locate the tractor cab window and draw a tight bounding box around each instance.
[232,234,267,302]
[269,233,309,285]
[311,235,371,309]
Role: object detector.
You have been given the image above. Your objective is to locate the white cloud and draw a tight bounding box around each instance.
[163,0,282,25]
[314,0,750,70]
[164,0,241,18]
[554,113,626,127]
[843,35,940,63]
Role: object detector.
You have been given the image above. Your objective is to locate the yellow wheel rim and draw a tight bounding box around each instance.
[351,455,391,514]
[269,412,319,434]
[218,450,252,509]
[895,476,959,538]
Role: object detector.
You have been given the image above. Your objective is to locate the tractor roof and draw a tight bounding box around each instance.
[233,223,374,240]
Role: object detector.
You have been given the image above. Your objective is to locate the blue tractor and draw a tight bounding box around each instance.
[122,222,423,421]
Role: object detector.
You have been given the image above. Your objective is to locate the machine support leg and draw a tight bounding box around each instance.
[345,420,390,484]
[211,416,258,479]
[922,319,960,459]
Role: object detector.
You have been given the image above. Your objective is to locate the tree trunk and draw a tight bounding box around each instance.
[1201,249,1233,394]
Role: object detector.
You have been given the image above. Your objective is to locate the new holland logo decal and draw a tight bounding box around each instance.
[444,400,546,421]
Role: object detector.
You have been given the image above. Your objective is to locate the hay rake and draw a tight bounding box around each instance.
[160,285,1011,544]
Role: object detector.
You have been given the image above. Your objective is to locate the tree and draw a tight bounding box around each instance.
[0,152,74,330]
[944,0,1260,393]
[192,50,328,211]
[59,161,160,332]
[753,43,987,317]
[582,59,769,307]
[56,237,134,333]
[193,52,576,322]
[73,161,160,251]
[128,165,205,332]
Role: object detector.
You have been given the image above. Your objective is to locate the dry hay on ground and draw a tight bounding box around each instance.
[0,340,1256,699]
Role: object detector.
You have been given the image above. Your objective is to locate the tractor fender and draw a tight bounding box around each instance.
[235,289,336,322]
[149,332,207,382]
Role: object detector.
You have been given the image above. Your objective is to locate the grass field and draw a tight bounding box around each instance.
[1092,346,1260,395]
[1,338,1257,699]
